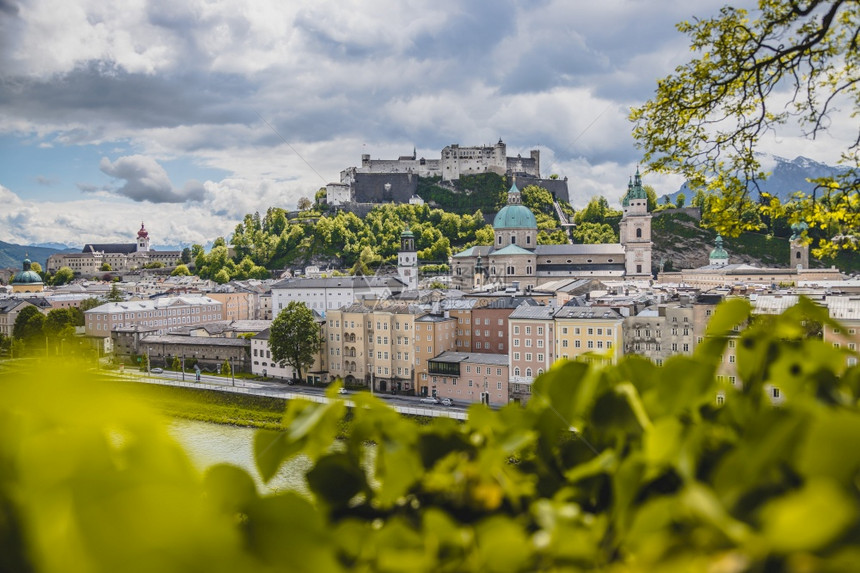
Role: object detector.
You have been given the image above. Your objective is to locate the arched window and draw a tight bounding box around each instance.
[511,235,516,244]
[526,368,532,377]
[636,228,642,238]
[514,367,521,376]
[796,251,801,259]
[497,236,502,245]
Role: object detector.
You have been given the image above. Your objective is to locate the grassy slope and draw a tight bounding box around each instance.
[124,383,290,429]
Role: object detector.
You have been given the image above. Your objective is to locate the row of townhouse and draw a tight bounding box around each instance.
[84,295,224,337]
[249,291,858,407]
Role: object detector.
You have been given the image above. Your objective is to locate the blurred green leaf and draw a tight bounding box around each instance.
[761,478,856,553]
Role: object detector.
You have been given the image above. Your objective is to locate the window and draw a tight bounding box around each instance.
[513,339,520,347]
[513,352,520,360]
[525,353,532,361]
[514,326,520,335]
[773,387,780,398]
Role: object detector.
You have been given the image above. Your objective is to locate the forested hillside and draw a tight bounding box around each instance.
[192,177,574,282]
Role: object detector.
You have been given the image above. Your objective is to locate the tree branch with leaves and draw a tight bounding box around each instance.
[632,0,859,257]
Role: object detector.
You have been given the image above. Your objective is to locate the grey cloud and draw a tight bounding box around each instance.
[99,155,206,203]
[35,175,55,186]
[0,64,257,136]
[0,0,18,16]
[77,182,112,193]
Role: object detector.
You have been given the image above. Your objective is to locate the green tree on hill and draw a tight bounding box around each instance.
[171,264,191,276]
[50,266,75,286]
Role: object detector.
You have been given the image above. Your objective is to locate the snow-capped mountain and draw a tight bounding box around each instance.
[668,154,852,202]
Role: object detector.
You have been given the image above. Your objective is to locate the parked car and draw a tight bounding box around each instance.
[440,397,454,406]
[150,368,164,374]
[338,387,348,394]
[419,397,440,404]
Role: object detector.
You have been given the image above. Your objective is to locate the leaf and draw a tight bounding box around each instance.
[564,449,617,483]
[254,429,304,483]
[761,478,856,553]
[796,409,860,486]
[473,516,533,573]
[644,417,684,469]
[306,452,367,509]
[706,299,751,337]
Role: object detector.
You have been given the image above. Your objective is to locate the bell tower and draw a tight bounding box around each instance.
[789,222,809,269]
[398,226,418,290]
[136,222,150,252]
[619,168,652,278]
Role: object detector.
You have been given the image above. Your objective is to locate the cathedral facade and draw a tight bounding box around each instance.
[451,171,653,290]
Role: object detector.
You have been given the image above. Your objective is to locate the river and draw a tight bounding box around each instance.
[169,418,312,495]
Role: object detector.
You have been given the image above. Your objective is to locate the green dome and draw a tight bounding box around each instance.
[12,270,42,284]
[790,221,808,241]
[13,256,43,285]
[622,167,648,207]
[401,226,414,238]
[709,235,729,260]
[493,183,537,229]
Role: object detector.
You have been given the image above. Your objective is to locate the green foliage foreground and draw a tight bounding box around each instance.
[3,299,860,572]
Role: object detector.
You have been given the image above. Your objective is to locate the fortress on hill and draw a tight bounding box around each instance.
[327,139,569,206]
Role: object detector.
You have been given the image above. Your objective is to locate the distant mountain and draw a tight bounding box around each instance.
[666,155,852,203]
[0,241,77,270]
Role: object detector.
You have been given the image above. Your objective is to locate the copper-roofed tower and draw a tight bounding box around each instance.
[709,234,729,266]
[136,222,150,252]
[492,181,538,249]
[790,221,809,269]
[11,254,45,293]
[619,167,653,278]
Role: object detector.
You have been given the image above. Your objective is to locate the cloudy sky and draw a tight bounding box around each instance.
[0,0,845,248]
